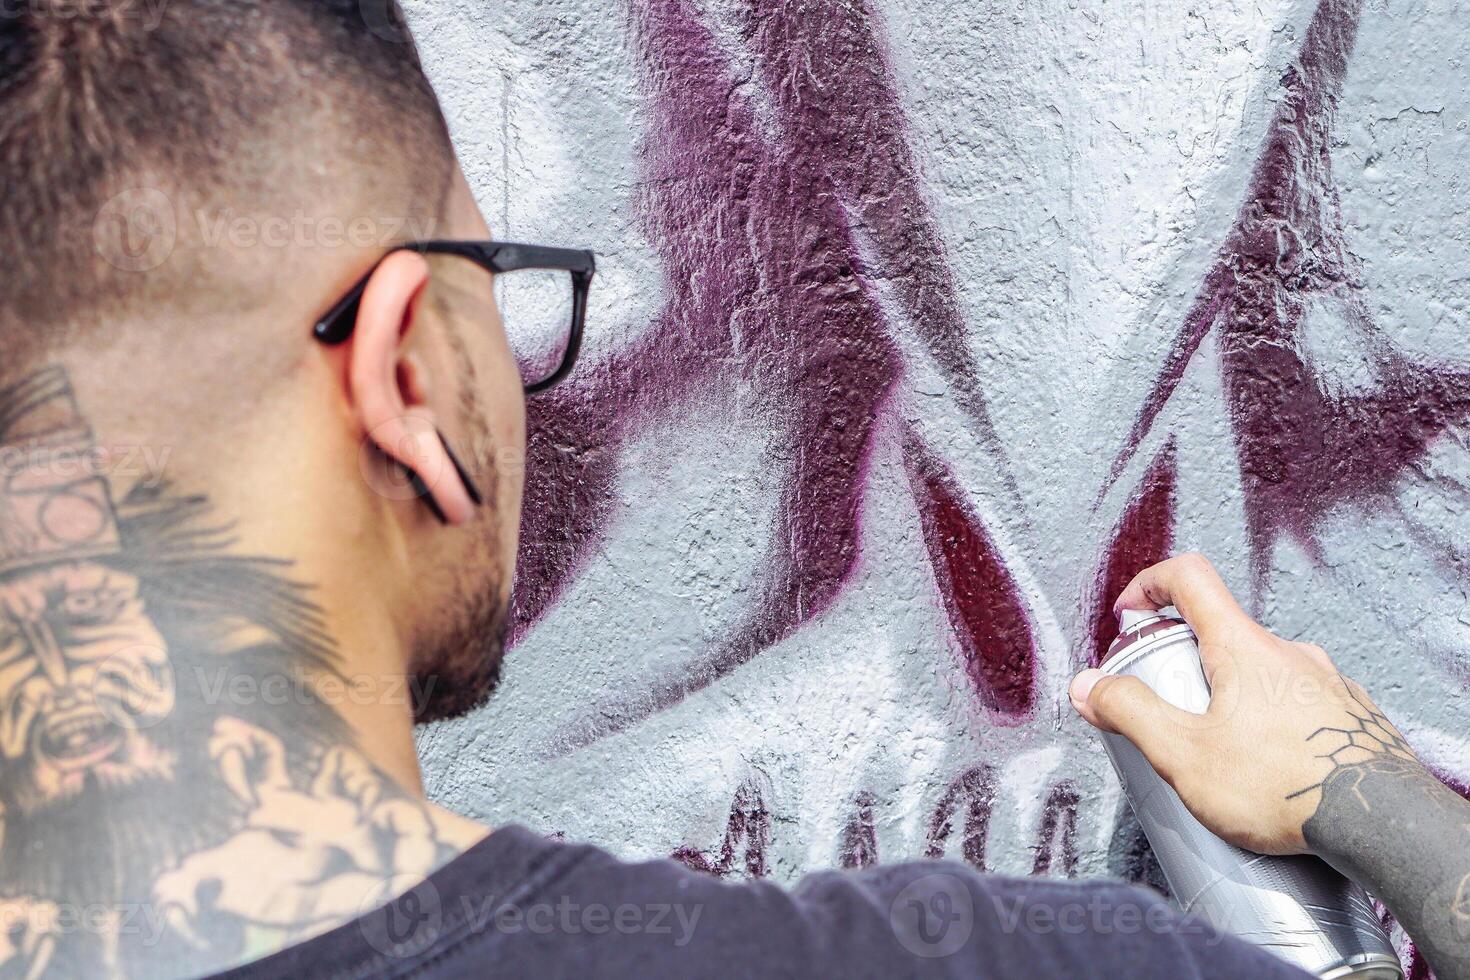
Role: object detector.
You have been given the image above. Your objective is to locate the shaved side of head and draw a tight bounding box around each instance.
[0,0,455,374]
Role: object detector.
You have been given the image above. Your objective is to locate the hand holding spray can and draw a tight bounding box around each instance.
[1098,610,1402,979]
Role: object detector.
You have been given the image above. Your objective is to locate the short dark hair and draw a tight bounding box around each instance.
[0,0,454,365]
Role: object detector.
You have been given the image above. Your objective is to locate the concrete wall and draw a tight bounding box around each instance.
[410,0,1470,967]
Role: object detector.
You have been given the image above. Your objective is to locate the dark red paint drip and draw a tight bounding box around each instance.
[1103,0,1470,593]
[1030,782,1080,877]
[924,765,995,869]
[1085,442,1177,668]
[904,431,1037,719]
[839,790,880,870]
[672,780,771,878]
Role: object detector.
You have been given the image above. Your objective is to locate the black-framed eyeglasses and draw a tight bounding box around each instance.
[312,241,597,393]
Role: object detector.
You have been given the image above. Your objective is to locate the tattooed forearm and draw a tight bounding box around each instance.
[1297,690,1470,979]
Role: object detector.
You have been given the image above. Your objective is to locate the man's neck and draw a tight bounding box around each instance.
[0,364,485,978]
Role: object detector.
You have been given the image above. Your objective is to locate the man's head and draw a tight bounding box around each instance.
[0,0,527,723]
[3,0,448,339]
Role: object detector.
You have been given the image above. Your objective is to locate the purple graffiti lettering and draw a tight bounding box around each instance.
[538,0,1032,753]
[732,0,1010,478]
[672,780,771,878]
[839,790,879,870]
[1103,0,1470,595]
[924,765,995,870]
[1030,783,1080,878]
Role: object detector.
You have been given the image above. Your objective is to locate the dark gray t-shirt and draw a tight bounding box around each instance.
[217,825,1313,979]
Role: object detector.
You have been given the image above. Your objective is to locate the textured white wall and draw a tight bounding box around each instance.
[406,0,1470,924]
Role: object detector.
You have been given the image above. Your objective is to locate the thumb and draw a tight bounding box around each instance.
[1071,669,1193,782]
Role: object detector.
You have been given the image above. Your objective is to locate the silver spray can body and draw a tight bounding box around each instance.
[1100,612,1402,979]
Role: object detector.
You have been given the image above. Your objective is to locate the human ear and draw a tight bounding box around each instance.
[343,250,481,526]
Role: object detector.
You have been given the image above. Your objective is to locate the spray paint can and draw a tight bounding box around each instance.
[1099,611,1402,979]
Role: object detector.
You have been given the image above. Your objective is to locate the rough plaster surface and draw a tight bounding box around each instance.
[408,0,1470,970]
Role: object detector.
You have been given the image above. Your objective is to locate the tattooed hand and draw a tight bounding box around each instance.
[155,717,446,948]
[1071,554,1470,979]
